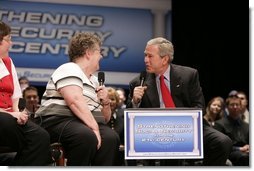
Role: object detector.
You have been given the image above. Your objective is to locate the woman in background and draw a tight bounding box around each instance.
[204,96,225,126]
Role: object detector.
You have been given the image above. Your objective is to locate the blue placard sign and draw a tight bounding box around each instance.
[124,108,203,159]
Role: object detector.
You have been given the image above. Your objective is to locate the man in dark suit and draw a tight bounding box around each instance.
[127,37,232,166]
[128,64,204,109]
[214,95,249,166]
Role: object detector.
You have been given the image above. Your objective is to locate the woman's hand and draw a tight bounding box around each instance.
[96,86,110,105]
[93,129,102,150]
[16,110,29,125]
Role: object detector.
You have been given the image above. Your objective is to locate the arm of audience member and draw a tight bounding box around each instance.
[232,144,249,153]
[59,85,101,149]
[96,86,111,122]
[0,98,28,125]
[239,144,249,153]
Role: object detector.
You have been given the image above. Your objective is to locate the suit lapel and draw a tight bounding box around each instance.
[145,73,160,107]
[170,64,182,105]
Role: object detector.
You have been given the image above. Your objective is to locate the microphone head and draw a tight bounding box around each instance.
[140,71,147,81]
[98,71,105,85]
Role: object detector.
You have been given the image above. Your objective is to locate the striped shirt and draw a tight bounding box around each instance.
[35,62,102,118]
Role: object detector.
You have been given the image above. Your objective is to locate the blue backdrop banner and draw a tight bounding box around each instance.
[0,0,171,86]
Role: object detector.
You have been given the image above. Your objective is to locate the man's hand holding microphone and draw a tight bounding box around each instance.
[132,71,147,105]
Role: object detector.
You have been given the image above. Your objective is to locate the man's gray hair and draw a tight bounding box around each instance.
[147,37,174,62]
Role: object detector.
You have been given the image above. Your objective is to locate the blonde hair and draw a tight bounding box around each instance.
[204,96,225,125]
[107,87,120,105]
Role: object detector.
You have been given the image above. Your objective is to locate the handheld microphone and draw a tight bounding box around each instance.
[140,71,147,86]
[98,72,105,86]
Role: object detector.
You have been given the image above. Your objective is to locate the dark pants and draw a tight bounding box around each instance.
[0,112,52,166]
[229,150,249,166]
[35,115,120,166]
[0,152,16,165]
[203,123,232,166]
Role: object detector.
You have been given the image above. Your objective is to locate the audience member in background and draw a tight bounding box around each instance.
[107,87,125,166]
[23,86,40,117]
[116,88,127,109]
[34,32,119,166]
[0,21,52,166]
[224,90,238,117]
[127,37,232,166]
[237,91,249,123]
[204,96,225,126]
[18,76,29,92]
[214,95,249,166]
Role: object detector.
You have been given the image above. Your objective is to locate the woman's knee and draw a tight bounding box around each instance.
[30,126,51,150]
[68,128,98,148]
[0,113,17,129]
[102,129,120,147]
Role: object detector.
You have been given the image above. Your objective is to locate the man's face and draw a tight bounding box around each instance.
[237,93,248,109]
[24,90,39,106]
[144,44,169,75]
[227,98,242,119]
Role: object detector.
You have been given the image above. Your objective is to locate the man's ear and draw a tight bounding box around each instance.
[85,49,92,60]
[162,55,170,65]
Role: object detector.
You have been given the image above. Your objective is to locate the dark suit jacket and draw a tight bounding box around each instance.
[213,116,249,147]
[127,64,205,110]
